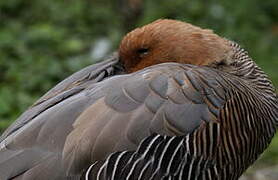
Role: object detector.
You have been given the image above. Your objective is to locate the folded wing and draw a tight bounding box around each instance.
[0,62,248,180]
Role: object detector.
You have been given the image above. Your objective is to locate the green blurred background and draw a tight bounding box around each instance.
[0,0,277,173]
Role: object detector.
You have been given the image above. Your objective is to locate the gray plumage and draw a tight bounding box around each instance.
[0,40,277,180]
[83,42,278,180]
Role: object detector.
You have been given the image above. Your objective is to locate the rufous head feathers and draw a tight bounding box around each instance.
[119,19,233,73]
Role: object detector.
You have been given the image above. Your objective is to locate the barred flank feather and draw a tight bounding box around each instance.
[83,41,278,180]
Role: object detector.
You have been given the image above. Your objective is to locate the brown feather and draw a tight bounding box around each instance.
[119,19,233,73]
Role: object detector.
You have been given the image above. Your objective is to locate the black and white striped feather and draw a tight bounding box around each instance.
[83,41,278,180]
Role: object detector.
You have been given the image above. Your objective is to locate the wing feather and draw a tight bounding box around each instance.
[0,62,232,179]
[63,63,228,175]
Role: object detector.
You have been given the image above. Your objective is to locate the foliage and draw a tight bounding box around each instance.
[0,0,277,164]
[0,0,123,128]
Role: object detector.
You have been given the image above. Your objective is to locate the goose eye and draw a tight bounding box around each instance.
[137,48,149,56]
[216,61,226,66]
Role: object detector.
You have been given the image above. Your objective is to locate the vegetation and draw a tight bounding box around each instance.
[0,0,277,167]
